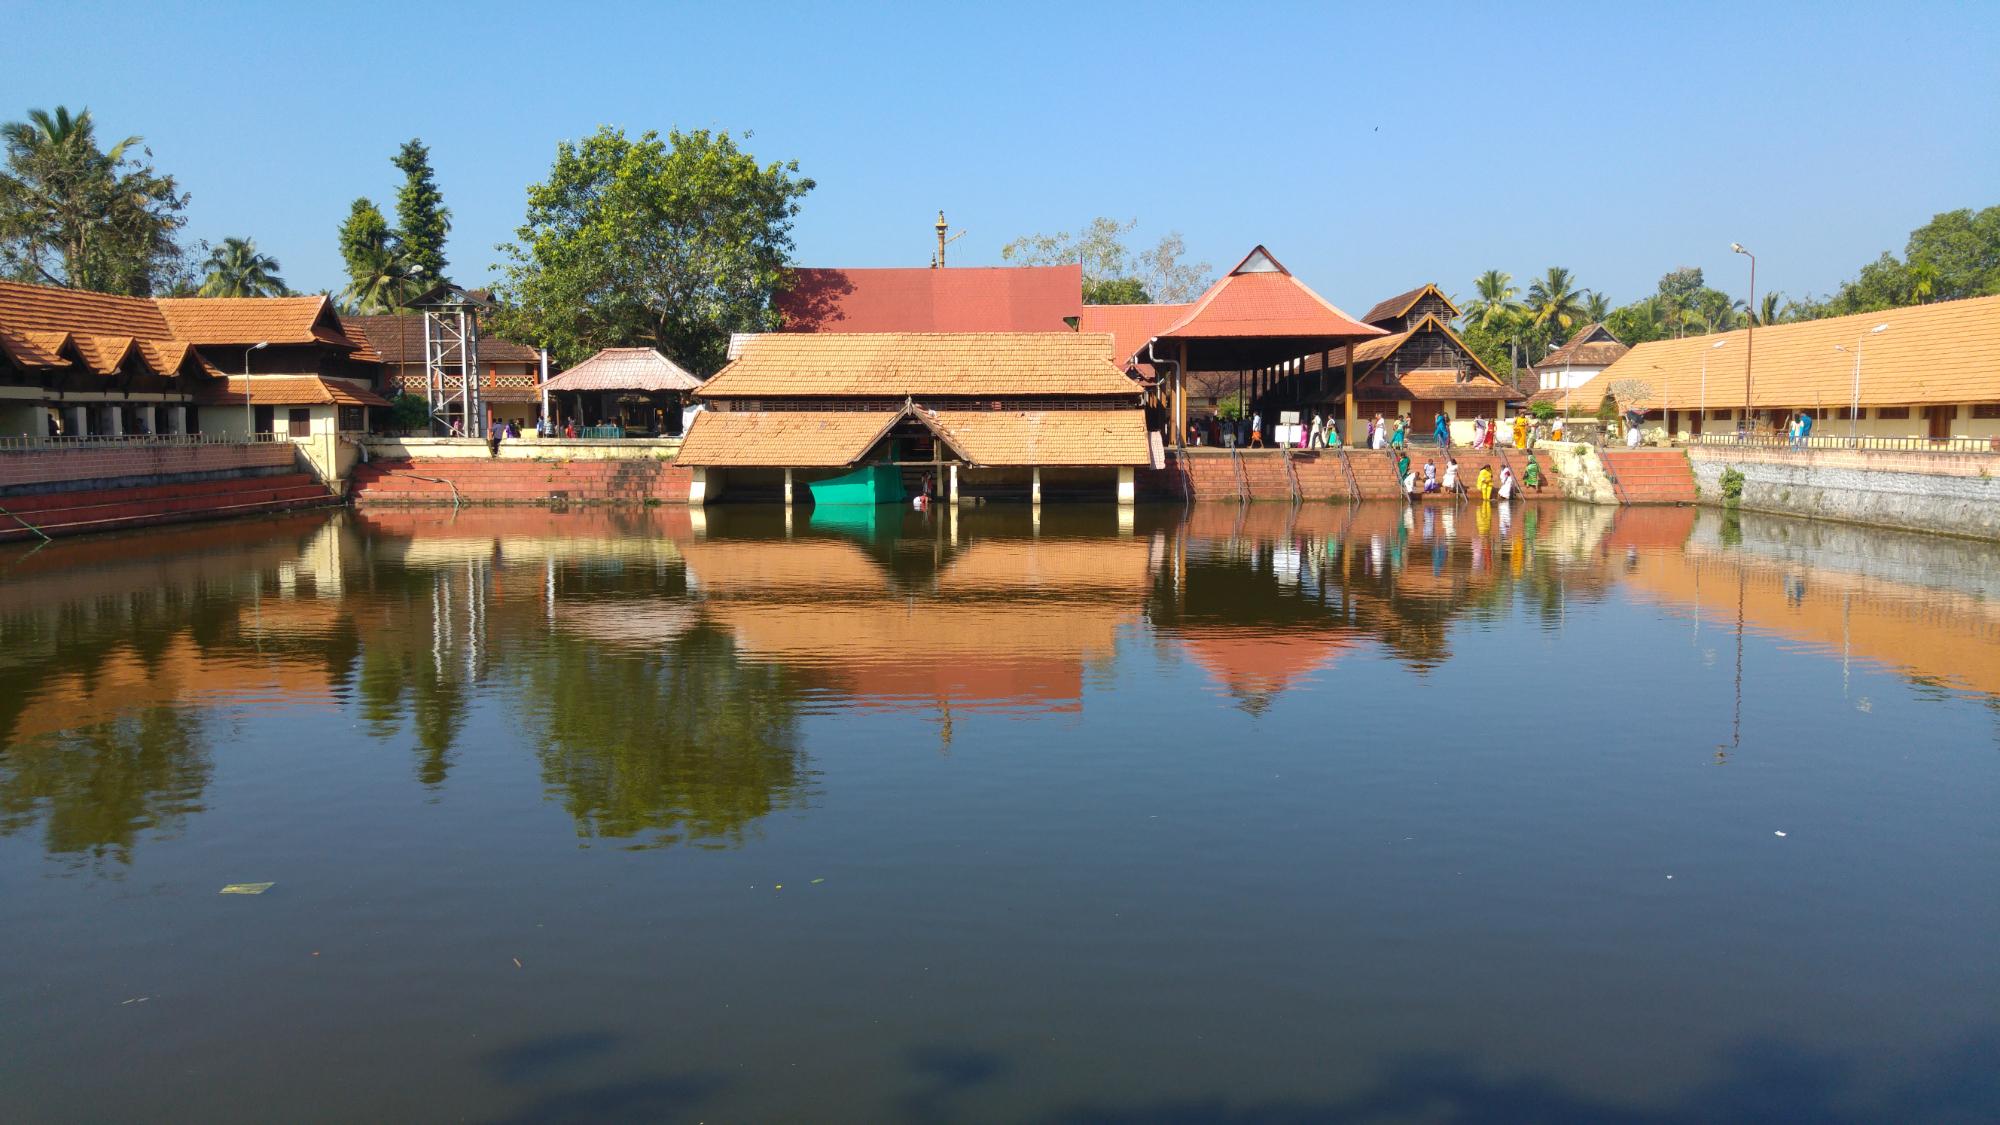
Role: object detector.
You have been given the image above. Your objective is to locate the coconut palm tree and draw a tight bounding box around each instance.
[341,247,425,314]
[1462,269,1522,330]
[1583,291,1611,323]
[1752,292,1785,326]
[1527,267,1588,336]
[197,237,286,297]
[1,105,184,293]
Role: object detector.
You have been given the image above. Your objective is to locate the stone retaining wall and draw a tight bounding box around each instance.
[0,442,298,495]
[362,436,681,461]
[1688,445,2000,540]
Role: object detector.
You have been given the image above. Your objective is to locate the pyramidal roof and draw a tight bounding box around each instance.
[1155,246,1385,342]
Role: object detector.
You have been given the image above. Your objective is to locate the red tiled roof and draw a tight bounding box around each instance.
[702,332,1140,399]
[0,278,171,339]
[194,375,391,407]
[1531,323,1628,371]
[542,347,701,393]
[1156,247,1384,342]
[342,313,543,366]
[775,265,1083,333]
[1077,303,1190,371]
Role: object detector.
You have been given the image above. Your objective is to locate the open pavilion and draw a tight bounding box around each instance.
[539,347,703,436]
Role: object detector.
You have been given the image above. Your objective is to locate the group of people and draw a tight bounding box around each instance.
[1395,451,1543,502]
[1787,411,1816,449]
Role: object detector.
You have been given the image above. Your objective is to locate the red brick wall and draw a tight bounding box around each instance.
[0,443,296,491]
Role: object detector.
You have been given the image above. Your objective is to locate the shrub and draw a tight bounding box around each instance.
[388,393,430,432]
[1720,466,1745,506]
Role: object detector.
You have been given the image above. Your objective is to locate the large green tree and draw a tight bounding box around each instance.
[336,197,421,313]
[1822,206,2000,315]
[1002,216,1212,304]
[492,126,814,372]
[0,105,189,294]
[391,138,450,282]
[1461,269,1523,331]
[1526,266,1588,337]
[198,236,286,297]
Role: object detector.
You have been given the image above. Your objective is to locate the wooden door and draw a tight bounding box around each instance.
[1927,406,1953,442]
[288,408,311,438]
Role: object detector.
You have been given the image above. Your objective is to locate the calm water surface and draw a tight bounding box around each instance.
[2,502,1997,1122]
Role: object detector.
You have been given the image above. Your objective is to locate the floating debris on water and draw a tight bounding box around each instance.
[219,882,274,895]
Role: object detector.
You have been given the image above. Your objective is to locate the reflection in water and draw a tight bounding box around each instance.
[7,501,2000,865]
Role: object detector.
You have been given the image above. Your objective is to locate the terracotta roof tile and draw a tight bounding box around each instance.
[1532,323,1628,371]
[1077,303,1190,370]
[776,265,1083,332]
[71,334,138,374]
[1,327,73,369]
[342,313,542,365]
[542,347,701,393]
[929,409,1153,466]
[1572,295,2000,410]
[700,332,1140,399]
[1157,246,1383,342]
[194,375,390,407]
[1300,315,1519,400]
[0,278,171,339]
[155,295,336,345]
[675,410,900,467]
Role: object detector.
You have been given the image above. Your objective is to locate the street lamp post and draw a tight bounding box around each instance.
[243,341,269,439]
[1834,323,1889,447]
[1701,338,1729,441]
[1731,243,1756,434]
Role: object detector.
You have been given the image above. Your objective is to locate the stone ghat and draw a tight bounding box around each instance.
[0,471,338,542]
[351,457,694,505]
[1153,448,1559,503]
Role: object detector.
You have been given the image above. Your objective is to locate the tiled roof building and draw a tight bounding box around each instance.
[679,330,1152,504]
[1570,295,2000,441]
[0,279,385,440]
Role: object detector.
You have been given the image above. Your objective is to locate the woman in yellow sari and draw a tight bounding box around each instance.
[1477,465,1494,501]
[1513,414,1528,448]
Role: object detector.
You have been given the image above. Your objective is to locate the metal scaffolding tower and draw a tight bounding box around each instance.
[409,285,490,436]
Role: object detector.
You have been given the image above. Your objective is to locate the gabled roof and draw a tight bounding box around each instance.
[1077,302,1190,371]
[540,347,700,393]
[1303,314,1510,388]
[1531,323,1628,371]
[156,295,354,348]
[1362,283,1459,327]
[700,332,1140,399]
[1570,294,2000,410]
[1154,246,1383,342]
[0,278,171,339]
[776,265,1083,332]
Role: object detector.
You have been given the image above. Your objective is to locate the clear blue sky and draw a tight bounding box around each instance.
[8,1,1996,311]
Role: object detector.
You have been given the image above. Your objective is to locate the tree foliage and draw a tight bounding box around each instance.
[491,126,814,373]
[1002,216,1212,304]
[336,197,423,314]
[391,138,450,281]
[0,105,189,295]
[1822,206,2000,314]
[198,236,286,297]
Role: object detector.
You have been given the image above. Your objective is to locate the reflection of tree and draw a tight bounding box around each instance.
[0,707,211,868]
[355,640,469,788]
[521,622,808,849]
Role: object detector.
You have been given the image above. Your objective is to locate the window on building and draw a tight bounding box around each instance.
[1971,403,2000,419]
[288,408,312,438]
[1710,409,1732,420]
[1875,406,1910,420]
[338,406,365,432]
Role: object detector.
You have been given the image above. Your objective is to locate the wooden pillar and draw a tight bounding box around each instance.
[1343,344,1357,447]
[1176,340,1190,447]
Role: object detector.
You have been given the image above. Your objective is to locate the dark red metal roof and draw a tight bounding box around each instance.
[776,265,1083,333]
[1156,246,1383,342]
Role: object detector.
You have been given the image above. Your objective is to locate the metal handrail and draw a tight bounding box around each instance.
[1685,432,2000,455]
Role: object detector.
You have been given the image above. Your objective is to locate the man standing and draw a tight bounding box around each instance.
[488,416,506,458]
[1250,412,1263,448]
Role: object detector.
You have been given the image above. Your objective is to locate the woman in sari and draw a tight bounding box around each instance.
[1523,454,1544,492]
[1477,465,1494,501]
[1513,414,1529,449]
[1498,464,1515,500]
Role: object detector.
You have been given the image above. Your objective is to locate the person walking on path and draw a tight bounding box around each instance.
[1250,412,1264,448]
[1433,412,1451,449]
[1472,417,1486,449]
[488,417,506,458]
[1513,414,1529,449]
[1391,417,1407,450]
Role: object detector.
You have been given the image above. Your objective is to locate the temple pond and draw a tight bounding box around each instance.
[2,502,1996,1122]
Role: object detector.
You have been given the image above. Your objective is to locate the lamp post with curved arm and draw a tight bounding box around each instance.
[1731,243,1756,431]
[1833,323,1889,447]
[243,341,268,439]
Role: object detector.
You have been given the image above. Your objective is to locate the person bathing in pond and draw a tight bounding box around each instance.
[1523,453,1544,492]
[1477,464,1494,501]
[1499,464,1515,500]
[1422,460,1439,493]
[1396,451,1411,485]
[1443,457,1461,497]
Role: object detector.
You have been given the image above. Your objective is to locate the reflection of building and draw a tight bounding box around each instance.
[679,535,1157,714]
